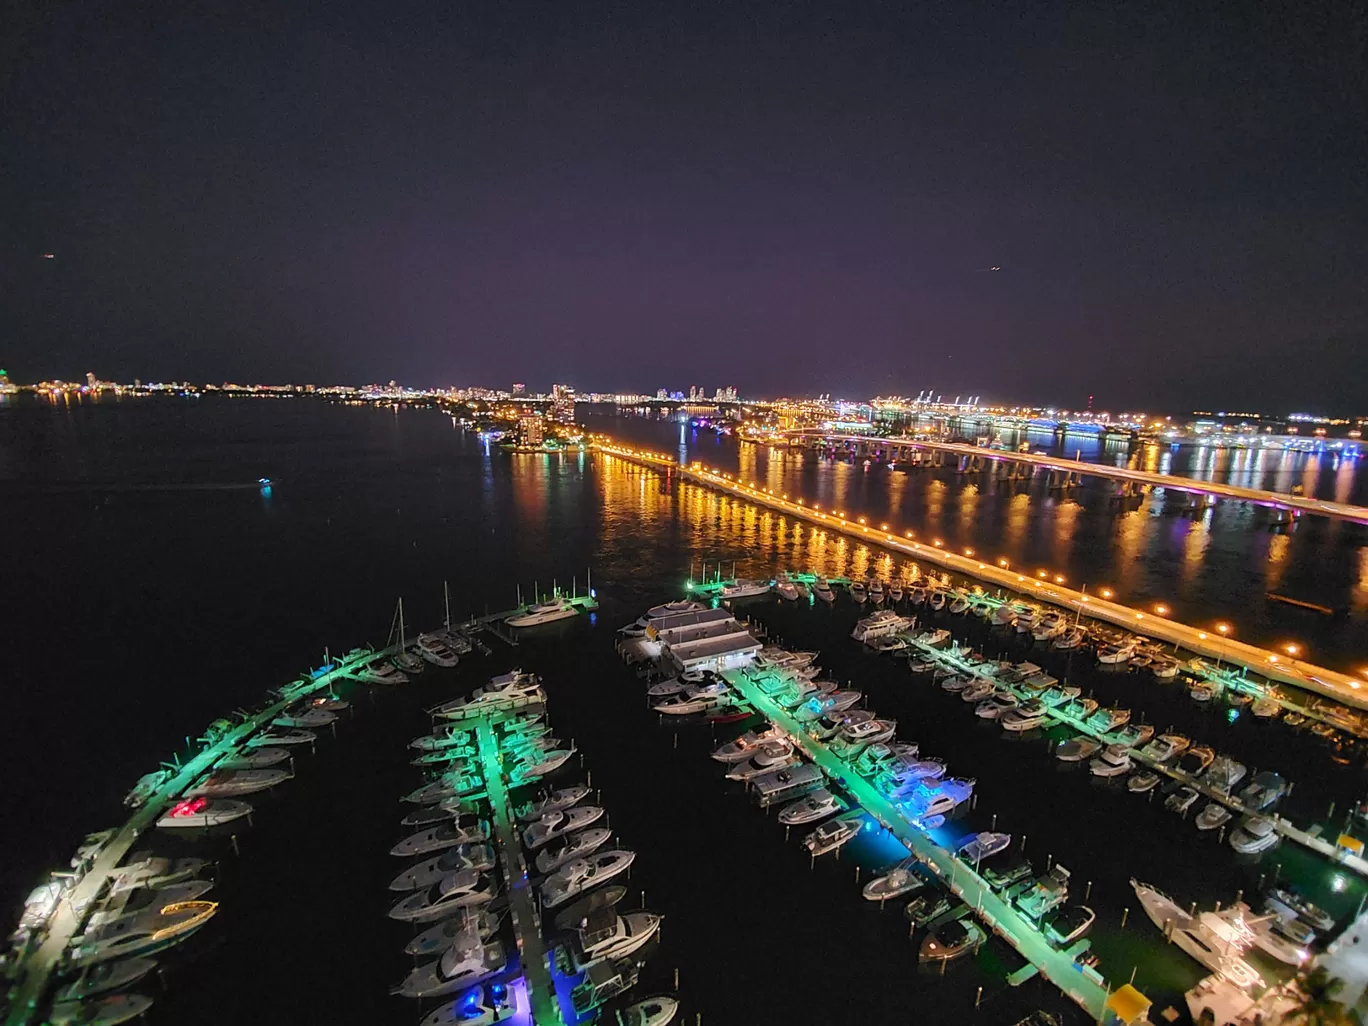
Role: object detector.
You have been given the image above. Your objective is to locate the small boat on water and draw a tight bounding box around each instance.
[975,691,1019,720]
[540,850,637,908]
[1086,707,1130,733]
[156,797,251,830]
[512,747,577,781]
[956,832,1011,864]
[355,661,408,686]
[851,609,911,642]
[54,957,158,1002]
[1054,627,1086,650]
[393,929,506,998]
[1055,737,1100,763]
[619,600,705,636]
[411,728,473,753]
[1189,681,1219,703]
[1089,744,1132,778]
[417,633,460,667]
[1165,787,1200,815]
[960,680,994,703]
[245,728,315,747]
[1266,888,1336,932]
[536,827,613,875]
[1238,771,1288,811]
[507,597,580,628]
[1230,815,1279,854]
[812,578,835,602]
[551,885,627,932]
[849,581,867,602]
[218,746,290,770]
[403,773,483,806]
[888,582,904,603]
[1127,771,1160,793]
[571,909,662,970]
[1251,698,1282,719]
[904,893,953,927]
[777,789,845,825]
[1015,865,1071,920]
[982,858,1033,892]
[724,743,798,782]
[1203,755,1248,795]
[1177,745,1215,775]
[711,727,785,763]
[868,579,885,603]
[1043,905,1095,946]
[391,815,490,857]
[1000,702,1047,732]
[919,918,984,963]
[653,682,733,716]
[617,995,681,1026]
[853,741,919,778]
[794,690,862,723]
[186,768,290,798]
[862,861,925,902]
[69,893,218,965]
[515,785,591,821]
[523,806,605,849]
[388,870,497,923]
[389,844,497,891]
[1284,711,1308,726]
[720,578,772,600]
[417,986,500,1026]
[47,994,154,1025]
[1139,734,1189,762]
[1195,803,1233,832]
[773,573,801,601]
[271,707,336,729]
[803,811,863,855]
[1096,641,1137,665]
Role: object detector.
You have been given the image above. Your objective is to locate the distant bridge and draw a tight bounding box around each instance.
[787,431,1368,527]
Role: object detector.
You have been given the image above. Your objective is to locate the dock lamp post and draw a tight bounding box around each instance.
[1215,623,1232,669]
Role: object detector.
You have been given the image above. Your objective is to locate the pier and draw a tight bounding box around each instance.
[785,430,1368,528]
[592,440,1368,711]
[720,668,1119,1021]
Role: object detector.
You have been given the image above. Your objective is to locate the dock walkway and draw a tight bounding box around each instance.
[721,668,1116,1021]
[475,719,563,1026]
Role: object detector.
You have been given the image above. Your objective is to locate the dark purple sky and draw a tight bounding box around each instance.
[5,1,1366,411]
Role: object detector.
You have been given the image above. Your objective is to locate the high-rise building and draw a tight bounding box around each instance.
[550,383,576,424]
[512,382,526,396]
[519,415,544,446]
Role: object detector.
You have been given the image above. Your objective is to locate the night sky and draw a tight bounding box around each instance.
[5,1,1366,411]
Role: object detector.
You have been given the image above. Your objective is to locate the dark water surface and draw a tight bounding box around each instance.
[3,398,1366,1025]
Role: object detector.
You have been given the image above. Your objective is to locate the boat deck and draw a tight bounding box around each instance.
[720,668,1117,1021]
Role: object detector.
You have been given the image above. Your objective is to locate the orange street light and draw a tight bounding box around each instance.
[1054,575,1066,584]
[1283,643,1300,657]
[964,547,974,556]
[1155,604,1169,616]
[1099,588,1114,600]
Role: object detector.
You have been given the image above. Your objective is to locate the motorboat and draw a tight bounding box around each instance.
[1037,685,1078,708]
[1054,737,1101,763]
[653,682,732,716]
[909,586,927,607]
[928,589,949,612]
[245,728,315,747]
[939,674,973,694]
[1265,888,1335,932]
[1203,756,1247,795]
[1139,734,1189,763]
[888,582,904,603]
[270,704,336,727]
[516,785,592,821]
[404,913,503,963]
[975,691,1019,720]
[711,727,785,763]
[849,581,867,602]
[877,759,947,797]
[832,718,897,755]
[411,728,474,753]
[1189,681,1218,703]
[1195,803,1233,832]
[1086,707,1130,732]
[956,832,1011,865]
[1165,787,1200,815]
[572,909,662,970]
[417,986,501,1026]
[982,857,1033,891]
[570,960,641,1018]
[869,634,907,653]
[1012,607,1040,633]
[403,772,483,806]
[388,870,497,922]
[389,844,497,891]
[919,628,952,648]
[507,597,579,628]
[901,777,974,829]
[773,573,801,601]
[523,806,605,849]
[1127,771,1161,793]
[551,885,628,932]
[907,658,937,674]
[949,594,971,615]
[1107,723,1154,748]
[1015,865,1070,920]
[1060,696,1098,720]
[69,896,218,965]
[853,742,918,778]
[536,827,613,874]
[1000,702,1047,732]
[156,797,251,829]
[417,634,461,667]
[992,603,1019,626]
[620,600,705,635]
[750,764,825,807]
[1150,657,1180,679]
[355,661,408,686]
[724,743,798,781]
[512,746,577,781]
[777,788,845,825]
[1237,772,1288,812]
[1229,815,1279,854]
[862,862,925,902]
[1043,905,1095,946]
[1251,698,1282,719]
[215,746,290,772]
[904,893,953,927]
[720,578,772,600]
[46,994,154,1025]
[54,957,158,1002]
[850,609,912,642]
[393,929,506,998]
[868,579,885,603]
[185,768,290,798]
[812,577,835,602]
[391,815,491,857]
[1177,745,1215,776]
[1131,880,1265,989]
[960,680,995,703]
[618,995,681,1026]
[1032,613,1068,642]
[541,850,637,908]
[918,918,984,963]
[1096,641,1137,665]
[803,811,863,855]
[1089,744,1132,778]
[1200,905,1309,967]
[794,690,861,722]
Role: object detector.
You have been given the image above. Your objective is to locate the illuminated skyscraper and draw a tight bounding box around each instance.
[550,383,576,424]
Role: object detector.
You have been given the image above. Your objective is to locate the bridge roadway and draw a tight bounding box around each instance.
[787,430,1368,528]
[720,668,1115,1020]
[591,441,1368,711]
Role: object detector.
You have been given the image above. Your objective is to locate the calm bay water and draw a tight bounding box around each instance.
[3,397,1367,1025]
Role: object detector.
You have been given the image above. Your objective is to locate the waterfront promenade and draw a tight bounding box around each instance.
[592,441,1368,711]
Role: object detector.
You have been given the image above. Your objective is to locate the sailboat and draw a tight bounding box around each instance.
[391,598,425,675]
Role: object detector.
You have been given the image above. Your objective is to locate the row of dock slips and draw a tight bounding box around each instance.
[649,607,763,673]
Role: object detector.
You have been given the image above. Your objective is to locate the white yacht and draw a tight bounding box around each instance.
[536,827,613,875]
[1203,756,1248,795]
[388,870,497,923]
[355,661,408,686]
[515,785,591,821]
[389,844,496,891]
[1139,733,1189,762]
[391,815,490,857]
[540,850,637,908]
[652,682,732,716]
[417,634,461,667]
[405,908,501,959]
[410,727,473,753]
[403,771,483,806]
[155,797,251,830]
[803,811,863,855]
[522,806,605,849]
[572,910,662,970]
[1032,613,1068,641]
[512,746,577,781]
[1054,627,1086,650]
[1131,880,1264,990]
[900,777,974,828]
[956,831,1012,864]
[720,579,772,599]
[773,573,801,601]
[711,727,786,763]
[975,691,1019,720]
[833,718,897,754]
[617,996,680,1026]
[68,896,219,965]
[245,727,315,747]
[724,742,798,781]
[272,706,336,728]
[506,597,579,628]
[888,582,904,603]
[1229,815,1279,854]
[1000,702,1047,732]
[218,746,290,772]
[862,861,924,901]
[1086,707,1131,732]
[812,578,835,602]
[1089,744,1132,778]
[185,768,291,798]
[1054,737,1101,763]
[851,609,912,642]
[868,579,885,603]
[777,788,845,825]
[1097,641,1137,665]
[1195,803,1233,832]
[1013,608,1041,633]
[619,600,705,635]
[959,680,995,703]
[928,589,949,612]
[392,928,505,998]
[54,956,158,1002]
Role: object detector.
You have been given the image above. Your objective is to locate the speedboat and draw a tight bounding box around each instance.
[920,628,952,648]
[956,832,1011,864]
[1150,656,1180,679]
[803,811,863,855]
[245,728,315,747]
[949,594,971,616]
[54,957,158,1002]
[156,797,251,829]
[389,844,497,890]
[1177,745,1215,776]
[1230,815,1279,854]
[1089,744,1132,778]
[1043,905,1095,946]
[975,691,1019,720]
[773,573,801,601]
[1139,734,1189,762]
[393,930,506,998]
[777,788,845,825]
[960,680,995,703]
[647,672,711,698]
[522,806,605,849]
[919,918,984,963]
[572,910,662,970]
[849,581,867,602]
[909,586,927,607]
[515,785,591,821]
[794,690,861,722]
[540,850,637,908]
[551,885,628,932]
[1195,803,1233,832]
[1060,697,1098,720]
[418,987,501,1026]
[653,682,731,716]
[618,995,681,1026]
[868,579,885,603]
[850,609,911,642]
[724,742,798,781]
[928,589,949,612]
[507,598,579,628]
[536,827,613,874]
[877,759,947,797]
[888,582,904,603]
[185,768,290,798]
[812,578,835,602]
[1015,865,1071,920]
[869,634,907,653]
[1000,702,1047,732]
[1131,880,1265,989]
[982,857,1033,891]
[1189,681,1218,703]
[619,600,704,636]
[900,777,974,828]
[512,746,577,781]
[1107,723,1154,748]
[391,815,490,857]
[1032,613,1068,642]
[1086,707,1130,732]
[355,661,408,686]
[1127,771,1160,793]
[832,718,897,755]
[403,772,483,806]
[904,893,953,927]
[1165,787,1200,814]
[417,634,461,667]
[1266,888,1335,932]
[68,895,218,965]
[1251,698,1282,719]
[1237,772,1288,812]
[1013,608,1041,633]
[1054,737,1101,763]
[1096,641,1137,665]
[720,578,772,600]
[46,994,154,1025]
[411,728,473,753]
[1203,755,1248,795]
[863,861,925,902]
[406,909,502,958]
[271,706,336,728]
[1054,627,1086,650]
[218,746,290,771]
[853,742,918,778]
[939,674,973,693]
[711,727,786,763]
[992,603,1020,626]
[388,870,497,922]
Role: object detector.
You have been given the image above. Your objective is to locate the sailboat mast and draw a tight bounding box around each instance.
[444,580,451,630]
